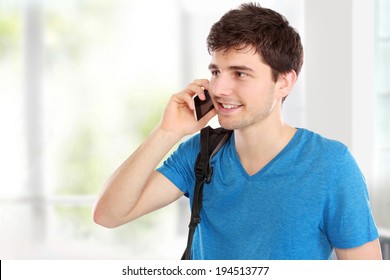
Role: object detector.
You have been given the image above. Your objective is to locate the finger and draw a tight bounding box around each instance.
[189,79,209,100]
[187,85,207,101]
[192,79,209,89]
[172,91,195,111]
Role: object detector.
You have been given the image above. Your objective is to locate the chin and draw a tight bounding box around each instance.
[218,117,240,131]
[218,116,260,131]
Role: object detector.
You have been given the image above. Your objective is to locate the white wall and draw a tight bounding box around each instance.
[304,0,375,186]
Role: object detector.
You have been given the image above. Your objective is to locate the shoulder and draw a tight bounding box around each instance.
[157,133,201,195]
[298,128,347,151]
[179,133,201,152]
[164,132,201,168]
[296,128,362,183]
[299,129,367,200]
[297,128,350,161]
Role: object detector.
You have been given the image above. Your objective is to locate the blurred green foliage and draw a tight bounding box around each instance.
[57,123,104,196]
[0,12,21,57]
[1,0,177,246]
[47,0,172,242]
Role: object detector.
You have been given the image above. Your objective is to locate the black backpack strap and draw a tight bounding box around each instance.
[181,126,233,260]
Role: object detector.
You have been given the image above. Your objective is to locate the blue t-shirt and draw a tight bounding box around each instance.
[157,128,379,259]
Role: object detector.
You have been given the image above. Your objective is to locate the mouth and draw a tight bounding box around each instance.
[221,104,241,109]
[218,102,244,113]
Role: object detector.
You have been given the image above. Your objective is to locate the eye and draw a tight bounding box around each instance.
[210,70,220,76]
[235,71,248,78]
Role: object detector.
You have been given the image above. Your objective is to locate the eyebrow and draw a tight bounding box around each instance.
[208,63,255,72]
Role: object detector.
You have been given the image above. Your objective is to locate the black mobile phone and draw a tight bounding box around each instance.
[193,89,214,121]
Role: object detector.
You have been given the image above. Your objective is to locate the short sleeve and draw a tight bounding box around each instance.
[156,134,200,197]
[322,146,379,248]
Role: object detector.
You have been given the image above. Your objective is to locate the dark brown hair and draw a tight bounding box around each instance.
[207,2,304,82]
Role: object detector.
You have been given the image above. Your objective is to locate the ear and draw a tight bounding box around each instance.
[276,70,297,99]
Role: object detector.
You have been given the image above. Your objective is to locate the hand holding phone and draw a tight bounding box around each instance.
[193,89,214,121]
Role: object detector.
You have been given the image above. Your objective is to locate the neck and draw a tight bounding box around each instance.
[233,115,296,176]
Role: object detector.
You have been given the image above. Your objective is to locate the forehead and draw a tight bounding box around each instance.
[210,46,267,70]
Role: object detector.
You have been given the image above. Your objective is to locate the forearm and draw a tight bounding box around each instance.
[93,79,215,227]
[93,126,182,227]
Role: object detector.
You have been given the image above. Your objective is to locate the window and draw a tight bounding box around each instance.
[0,0,183,259]
[374,0,390,230]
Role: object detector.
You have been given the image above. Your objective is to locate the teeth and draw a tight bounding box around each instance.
[222,104,240,109]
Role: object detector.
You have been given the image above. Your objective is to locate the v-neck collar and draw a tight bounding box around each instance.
[229,128,302,179]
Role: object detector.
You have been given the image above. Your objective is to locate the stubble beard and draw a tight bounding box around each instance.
[218,95,276,131]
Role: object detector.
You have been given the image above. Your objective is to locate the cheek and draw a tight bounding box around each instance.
[247,85,276,104]
[208,79,216,95]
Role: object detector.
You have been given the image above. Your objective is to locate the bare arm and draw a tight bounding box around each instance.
[335,239,382,260]
[93,128,183,228]
[93,80,216,228]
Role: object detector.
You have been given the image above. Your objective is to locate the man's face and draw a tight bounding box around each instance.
[208,47,281,131]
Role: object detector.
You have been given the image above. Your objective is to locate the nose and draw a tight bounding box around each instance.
[210,73,234,98]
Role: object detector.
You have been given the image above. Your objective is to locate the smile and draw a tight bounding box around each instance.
[221,104,241,109]
[218,103,244,115]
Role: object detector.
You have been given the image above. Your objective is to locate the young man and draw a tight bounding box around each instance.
[93,3,382,260]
